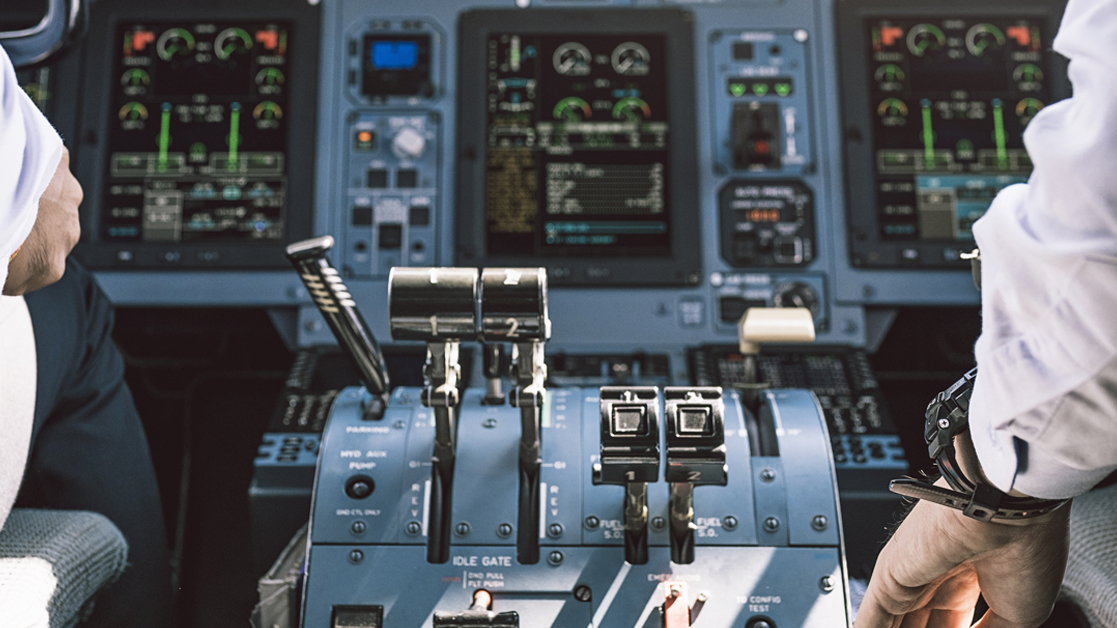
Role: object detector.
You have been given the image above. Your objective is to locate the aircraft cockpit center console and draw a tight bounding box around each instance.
[23,0,1070,625]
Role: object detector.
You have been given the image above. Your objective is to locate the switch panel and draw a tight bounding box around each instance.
[344,113,439,277]
[711,30,813,173]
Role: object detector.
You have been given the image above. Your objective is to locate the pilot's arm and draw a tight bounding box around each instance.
[0,44,81,528]
[858,1,1117,626]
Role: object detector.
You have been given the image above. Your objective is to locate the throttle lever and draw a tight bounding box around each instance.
[285,236,389,419]
[389,267,478,565]
[480,268,550,565]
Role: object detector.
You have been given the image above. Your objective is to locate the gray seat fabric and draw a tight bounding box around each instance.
[0,509,128,628]
[1061,483,1117,628]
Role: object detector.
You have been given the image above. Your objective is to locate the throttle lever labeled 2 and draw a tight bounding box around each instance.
[389,267,478,565]
[285,236,390,418]
[594,386,660,565]
[664,387,727,565]
[480,268,550,566]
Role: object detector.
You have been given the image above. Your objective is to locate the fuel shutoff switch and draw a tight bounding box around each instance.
[664,387,728,564]
[594,387,661,565]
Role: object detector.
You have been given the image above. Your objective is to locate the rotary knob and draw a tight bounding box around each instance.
[392,127,427,161]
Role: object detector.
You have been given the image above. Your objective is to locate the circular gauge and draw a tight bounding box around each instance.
[874,64,905,84]
[120,68,150,88]
[772,282,821,318]
[1016,97,1044,120]
[255,67,285,86]
[253,101,284,120]
[156,28,196,61]
[876,98,909,118]
[906,23,946,57]
[1013,63,1044,83]
[552,42,592,76]
[215,27,253,60]
[611,42,650,76]
[965,23,1006,56]
[552,96,592,121]
[611,97,651,121]
[117,102,149,121]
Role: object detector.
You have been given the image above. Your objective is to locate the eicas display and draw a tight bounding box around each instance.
[102,22,291,244]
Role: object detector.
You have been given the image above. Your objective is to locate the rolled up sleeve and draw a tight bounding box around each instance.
[0,44,64,291]
[970,0,1117,499]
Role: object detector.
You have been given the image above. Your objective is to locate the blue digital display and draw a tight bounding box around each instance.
[371,41,419,70]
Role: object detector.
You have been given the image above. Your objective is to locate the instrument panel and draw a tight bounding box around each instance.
[53,0,1071,336]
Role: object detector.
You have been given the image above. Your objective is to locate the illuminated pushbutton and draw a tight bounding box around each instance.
[345,475,375,500]
[355,130,376,151]
[392,128,426,161]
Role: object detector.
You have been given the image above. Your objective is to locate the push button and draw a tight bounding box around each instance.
[345,475,376,500]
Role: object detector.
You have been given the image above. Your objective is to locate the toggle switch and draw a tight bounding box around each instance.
[664,387,728,564]
[594,386,661,565]
[732,102,781,170]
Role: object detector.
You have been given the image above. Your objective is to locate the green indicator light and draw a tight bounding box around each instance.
[158,103,171,173]
[774,82,792,97]
[729,82,746,97]
[752,83,769,96]
[228,102,241,172]
[992,98,1008,170]
[920,99,935,168]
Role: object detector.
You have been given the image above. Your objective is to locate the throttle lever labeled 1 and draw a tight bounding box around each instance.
[480,268,550,565]
[389,267,478,565]
[664,387,728,565]
[594,386,660,565]
[285,236,390,418]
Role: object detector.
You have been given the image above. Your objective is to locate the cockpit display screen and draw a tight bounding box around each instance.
[867,17,1048,242]
[102,22,291,245]
[483,33,670,258]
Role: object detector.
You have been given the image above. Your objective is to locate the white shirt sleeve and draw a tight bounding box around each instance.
[969,0,1117,499]
[0,44,64,291]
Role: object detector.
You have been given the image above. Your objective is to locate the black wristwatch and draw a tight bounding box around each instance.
[889,367,1068,522]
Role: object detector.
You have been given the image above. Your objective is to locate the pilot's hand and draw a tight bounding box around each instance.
[3,147,83,295]
[855,476,1070,628]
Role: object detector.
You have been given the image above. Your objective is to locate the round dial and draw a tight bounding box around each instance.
[611,42,650,76]
[772,282,820,318]
[552,42,592,76]
[965,23,1006,57]
[215,27,253,60]
[906,23,945,57]
[156,28,196,62]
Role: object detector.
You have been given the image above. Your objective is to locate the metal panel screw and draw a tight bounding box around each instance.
[393,420,406,430]
[483,418,498,428]
[696,592,709,603]
[819,575,835,592]
[651,516,667,531]
[763,517,781,532]
[455,522,471,537]
[497,523,514,538]
[405,521,422,535]
[547,551,564,566]
[573,585,592,602]
[723,516,739,530]
[351,521,366,535]
[348,549,364,564]
[548,523,564,538]
[811,515,829,531]
[584,516,600,530]
[760,468,777,482]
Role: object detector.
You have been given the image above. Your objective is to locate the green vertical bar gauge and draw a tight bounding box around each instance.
[228,102,241,172]
[157,102,171,173]
[992,98,1008,170]
[920,98,935,169]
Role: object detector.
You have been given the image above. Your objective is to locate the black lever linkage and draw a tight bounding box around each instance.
[594,387,661,565]
[285,236,390,419]
[389,267,478,565]
[664,387,728,564]
[480,268,550,565]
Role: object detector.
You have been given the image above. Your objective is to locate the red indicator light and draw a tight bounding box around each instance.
[132,30,155,53]
[256,30,279,51]
[880,26,904,48]
[1007,25,1032,48]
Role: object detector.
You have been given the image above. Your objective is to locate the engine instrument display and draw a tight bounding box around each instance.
[483,33,670,258]
[102,22,291,246]
[867,17,1048,242]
